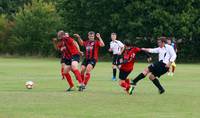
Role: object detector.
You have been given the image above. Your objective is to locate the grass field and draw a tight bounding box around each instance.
[0,57,200,118]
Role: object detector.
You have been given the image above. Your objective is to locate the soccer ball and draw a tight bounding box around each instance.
[25,81,34,89]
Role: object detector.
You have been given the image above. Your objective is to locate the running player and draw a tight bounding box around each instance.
[109,33,125,81]
[74,31,105,89]
[56,31,84,91]
[167,38,177,76]
[117,40,151,94]
[129,37,177,95]
[52,33,75,92]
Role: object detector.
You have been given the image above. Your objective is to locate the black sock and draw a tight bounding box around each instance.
[132,73,145,85]
[113,68,117,78]
[152,78,164,91]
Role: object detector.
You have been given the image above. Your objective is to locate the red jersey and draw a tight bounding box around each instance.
[57,41,71,59]
[61,36,79,57]
[120,47,141,72]
[83,40,101,61]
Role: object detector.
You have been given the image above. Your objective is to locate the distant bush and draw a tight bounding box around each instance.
[9,0,62,56]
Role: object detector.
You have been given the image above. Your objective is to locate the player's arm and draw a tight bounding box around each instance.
[52,38,58,50]
[119,41,125,55]
[74,34,84,46]
[73,40,83,55]
[139,49,152,62]
[96,33,105,47]
[141,47,159,53]
[166,46,177,68]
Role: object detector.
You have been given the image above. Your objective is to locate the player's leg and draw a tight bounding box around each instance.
[61,63,65,79]
[63,64,75,91]
[84,64,94,87]
[70,55,83,91]
[149,74,165,94]
[129,63,155,95]
[119,70,131,94]
[171,62,176,76]
[83,59,96,87]
[112,55,117,81]
[148,61,169,94]
[81,58,87,81]
[81,65,86,82]
[131,67,150,85]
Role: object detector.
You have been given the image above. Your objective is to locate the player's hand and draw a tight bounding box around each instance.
[147,57,152,63]
[60,46,66,51]
[52,38,57,42]
[165,63,171,68]
[96,33,101,39]
[79,51,84,56]
[74,34,80,38]
[108,48,112,52]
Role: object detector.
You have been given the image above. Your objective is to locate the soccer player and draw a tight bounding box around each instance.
[52,33,75,92]
[167,38,177,76]
[56,31,84,91]
[117,40,151,94]
[129,37,177,95]
[74,31,105,89]
[108,33,125,81]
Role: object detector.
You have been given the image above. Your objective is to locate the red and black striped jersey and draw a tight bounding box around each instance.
[83,40,101,61]
[57,36,79,59]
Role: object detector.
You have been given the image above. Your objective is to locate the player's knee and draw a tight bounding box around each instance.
[149,74,155,80]
[112,65,116,69]
[143,68,149,76]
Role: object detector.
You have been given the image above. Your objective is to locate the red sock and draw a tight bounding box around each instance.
[81,74,85,82]
[120,81,127,88]
[64,73,74,88]
[120,81,129,91]
[172,66,175,73]
[84,73,91,85]
[72,69,82,84]
[125,79,130,89]
[61,67,64,78]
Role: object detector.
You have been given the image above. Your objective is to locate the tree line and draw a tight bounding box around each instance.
[0,0,200,62]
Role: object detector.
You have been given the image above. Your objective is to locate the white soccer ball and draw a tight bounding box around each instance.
[25,81,34,89]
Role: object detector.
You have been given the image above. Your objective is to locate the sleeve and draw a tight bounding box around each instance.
[68,37,74,44]
[149,48,159,53]
[168,46,177,62]
[96,41,101,47]
[133,47,141,53]
[56,42,62,49]
[110,42,114,50]
[83,41,86,47]
[118,41,124,48]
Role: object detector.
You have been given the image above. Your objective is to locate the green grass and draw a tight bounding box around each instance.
[0,57,200,118]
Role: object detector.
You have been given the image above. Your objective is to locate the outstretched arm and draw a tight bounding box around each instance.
[139,50,152,62]
[96,33,105,47]
[52,38,58,50]
[74,34,84,46]
[141,48,159,53]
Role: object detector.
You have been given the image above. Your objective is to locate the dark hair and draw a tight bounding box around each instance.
[124,40,132,46]
[111,32,117,35]
[88,31,95,35]
[158,37,167,43]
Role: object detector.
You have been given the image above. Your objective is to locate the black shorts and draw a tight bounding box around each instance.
[82,58,97,68]
[112,54,121,65]
[148,61,169,78]
[60,58,71,65]
[119,70,131,80]
[71,54,80,63]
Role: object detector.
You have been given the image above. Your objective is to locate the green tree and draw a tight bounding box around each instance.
[9,0,62,56]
